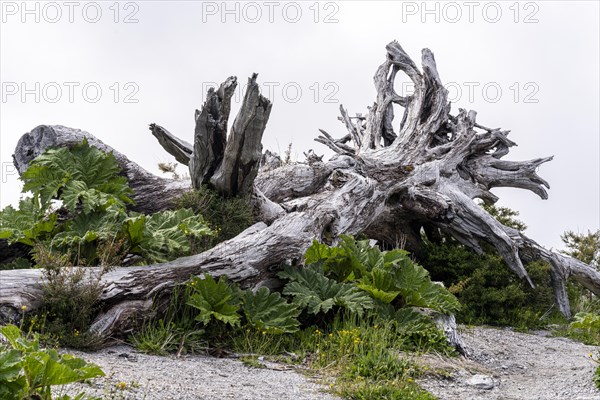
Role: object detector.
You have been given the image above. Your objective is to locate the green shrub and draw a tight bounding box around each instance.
[124,208,213,263]
[345,349,414,381]
[392,308,455,354]
[0,139,214,267]
[130,284,205,356]
[423,240,558,329]
[129,237,453,399]
[301,235,460,316]
[174,186,254,249]
[25,245,105,350]
[0,140,215,348]
[0,325,104,400]
[566,312,600,345]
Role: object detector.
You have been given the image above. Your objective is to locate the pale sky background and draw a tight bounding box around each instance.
[0,1,598,251]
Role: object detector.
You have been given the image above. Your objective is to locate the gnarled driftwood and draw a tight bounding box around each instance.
[2,41,599,342]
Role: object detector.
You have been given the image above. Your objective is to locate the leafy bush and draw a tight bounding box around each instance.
[423,240,558,329]
[130,237,453,399]
[174,186,254,249]
[0,197,58,248]
[0,140,215,348]
[0,325,104,400]
[298,314,439,400]
[570,312,600,331]
[302,235,460,315]
[0,139,214,268]
[20,141,133,213]
[392,308,455,353]
[124,209,213,263]
[130,284,205,356]
[186,274,303,334]
[566,312,600,345]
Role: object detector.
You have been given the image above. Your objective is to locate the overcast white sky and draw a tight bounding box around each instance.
[0,0,598,251]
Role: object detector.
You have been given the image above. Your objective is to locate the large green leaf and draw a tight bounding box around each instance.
[356,267,401,304]
[303,239,355,282]
[126,209,214,264]
[303,235,387,283]
[0,349,23,382]
[0,325,104,399]
[279,266,374,316]
[0,197,56,246]
[0,325,38,352]
[23,350,104,390]
[302,236,460,315]
[53,207,125,248]
[21,139,133,212]
[571,312,600,331]
[394,262,461,314]
[242,287,301,334]
[0,340,27,400]
[339,235,384,273]
[187,274,241,326]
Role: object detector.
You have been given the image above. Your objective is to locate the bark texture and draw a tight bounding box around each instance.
[2,42,598,342]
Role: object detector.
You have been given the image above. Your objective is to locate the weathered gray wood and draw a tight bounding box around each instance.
[188,76,237,190]
[3,41,599,341]
[184,74,272,197]
[149,123,193,165]
[210,74,272,196]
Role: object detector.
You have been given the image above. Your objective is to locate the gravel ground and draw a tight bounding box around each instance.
[63,345,340,400]
[58,326,600,400]
[417,326,600,400]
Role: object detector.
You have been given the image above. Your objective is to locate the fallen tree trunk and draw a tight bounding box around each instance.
[2,41,599,342]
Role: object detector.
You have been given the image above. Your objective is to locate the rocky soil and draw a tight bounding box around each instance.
[417,326,600,400]
[64,345,338,400]
[61,326,599,400]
